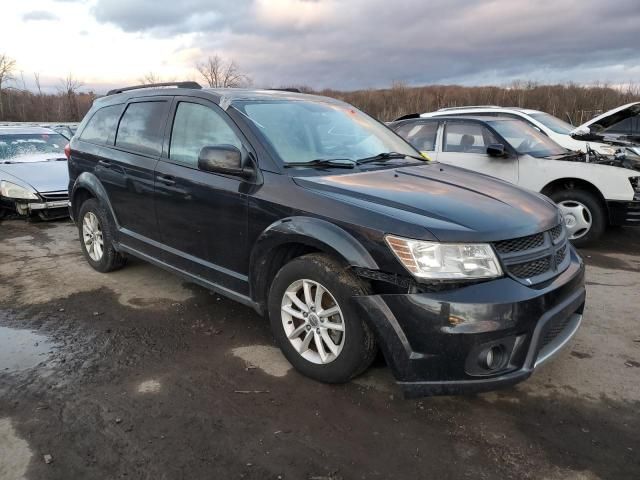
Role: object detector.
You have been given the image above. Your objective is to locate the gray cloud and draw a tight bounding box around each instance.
[23,10,59,21]
[90,0,640,89]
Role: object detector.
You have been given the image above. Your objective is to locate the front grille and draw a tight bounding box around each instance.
[494,233,545,254]
[493,223,569,285]
[40,190,69,201]
[539,314,574,350]
[509,257,551,279]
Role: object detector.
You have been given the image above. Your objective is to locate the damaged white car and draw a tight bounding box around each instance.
[389,115,640,246]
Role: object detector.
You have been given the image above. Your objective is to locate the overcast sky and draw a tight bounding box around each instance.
[3,0,639,93]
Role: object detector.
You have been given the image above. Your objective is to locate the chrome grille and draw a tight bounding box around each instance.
[493,223,570,285]
[40,190,69,201]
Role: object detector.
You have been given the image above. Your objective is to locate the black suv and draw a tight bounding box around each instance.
[68,82,586,397]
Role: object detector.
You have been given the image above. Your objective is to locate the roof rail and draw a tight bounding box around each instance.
[106,81,202,96]
[269,88,302,93]
[436,105,502,111]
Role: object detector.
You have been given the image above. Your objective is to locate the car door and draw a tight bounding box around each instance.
[94,98,171,254]
[436,120,518,184]
[154,97,251,294]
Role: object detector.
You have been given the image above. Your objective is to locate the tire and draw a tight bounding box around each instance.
[77,198,126,273]
[550,189,606,247]
[268,253,377,383]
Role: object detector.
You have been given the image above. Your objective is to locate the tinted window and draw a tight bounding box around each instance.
[443,122,498,153]
[116,102,168,156]
[394,122,438,151]
[169,102,242,167]
[79,105,123,145]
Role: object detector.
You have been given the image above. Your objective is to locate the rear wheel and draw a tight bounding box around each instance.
[268,253,377,383]
[550,189,605,247]
[77,198,126,272]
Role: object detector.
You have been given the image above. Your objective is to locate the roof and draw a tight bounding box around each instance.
[0,125,61,135]
[394,114,520,124]
[425,106,543,116]
[96,86,344,109]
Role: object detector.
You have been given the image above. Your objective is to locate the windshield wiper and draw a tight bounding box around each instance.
[284,158,356,169]
[356,152,426,165]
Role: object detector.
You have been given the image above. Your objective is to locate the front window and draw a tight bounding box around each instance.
[234,100,418,164]
[488,119,567,158]
[443,122,499,153]
[528,112,574,134]
[0,132,67,162]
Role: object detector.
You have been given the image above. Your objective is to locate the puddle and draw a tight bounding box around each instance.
[0,326,53,372]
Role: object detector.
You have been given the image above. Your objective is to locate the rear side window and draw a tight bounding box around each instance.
[116,101,168,156]
[443,122,498,153]
[79,105,123,145]
[169,102,242,167]
[394,122,438,151]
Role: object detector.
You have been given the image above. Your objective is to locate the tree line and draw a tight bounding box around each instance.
[1,52,638,125]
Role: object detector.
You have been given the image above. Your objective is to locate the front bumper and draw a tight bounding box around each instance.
[607,198,640,226]
[1,196,70,218]
[352,247,585,397]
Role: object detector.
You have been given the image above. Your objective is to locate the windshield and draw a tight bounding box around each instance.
[529,112,574,134]
[234,100,420,165]
[488,119,567,158]
[0,133,67,161]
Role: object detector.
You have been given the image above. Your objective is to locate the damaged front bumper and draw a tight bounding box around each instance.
[352,247,586,397]
[2,196,70,219]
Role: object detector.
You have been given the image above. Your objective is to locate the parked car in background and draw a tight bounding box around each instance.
[0,126,69,219]
[48,124,79,140]
[572,102,640,159]
[420,106,617,155]
[389,115,640,246]
[67,82,586,397]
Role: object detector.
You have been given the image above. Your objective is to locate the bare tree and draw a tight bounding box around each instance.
[195,55,250,88]
[58,73,83,121]
[0,53,17,119]
[138,71,162,84]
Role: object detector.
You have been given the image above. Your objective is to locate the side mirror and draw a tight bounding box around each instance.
[486,144,507,157]
[572,126,590,136]
[198,145,253,178]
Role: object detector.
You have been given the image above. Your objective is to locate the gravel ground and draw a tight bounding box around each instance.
[1,219,639,480]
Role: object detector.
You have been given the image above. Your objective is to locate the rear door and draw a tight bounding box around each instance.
[436,120,518,183]
[154,97,251,294]
[98,97,171,254]
[393,120,439,160]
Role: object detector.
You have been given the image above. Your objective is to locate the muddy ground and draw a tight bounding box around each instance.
[0,219,639,480]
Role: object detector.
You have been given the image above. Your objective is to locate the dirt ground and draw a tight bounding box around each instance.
[1,219,639,480]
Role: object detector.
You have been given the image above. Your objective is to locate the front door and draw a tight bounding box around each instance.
[436,120,518,184]
[154,97,251,294]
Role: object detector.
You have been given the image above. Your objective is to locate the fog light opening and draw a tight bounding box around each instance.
[480,345,506,371]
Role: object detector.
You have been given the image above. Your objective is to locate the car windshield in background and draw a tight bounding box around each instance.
[488,119,567,158]
[0,133,67,161]
[235,100,419,165]
[529,112,574,134]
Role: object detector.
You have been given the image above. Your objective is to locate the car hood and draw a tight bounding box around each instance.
[0,159,69,193]
[573,102,640,133]
[293,163,560,242]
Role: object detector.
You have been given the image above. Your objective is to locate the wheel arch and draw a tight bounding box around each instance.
[541,177,607,215]
[70,172,118,227]
[249,217,379,311]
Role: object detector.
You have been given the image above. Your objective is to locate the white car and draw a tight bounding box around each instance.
[389,115,640,246]
[420,106,618,155]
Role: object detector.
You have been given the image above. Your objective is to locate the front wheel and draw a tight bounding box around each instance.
[550,189,605,247]
[268,253,377,383]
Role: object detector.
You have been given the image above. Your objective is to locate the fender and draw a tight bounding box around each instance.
[249,216,379,302]
[70,172,119,229]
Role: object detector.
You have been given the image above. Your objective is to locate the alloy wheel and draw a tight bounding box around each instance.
[82,211,104,261]
[280,279,345,365]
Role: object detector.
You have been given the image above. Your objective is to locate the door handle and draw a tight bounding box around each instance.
[98,159,111,168]
[157,175,176,186]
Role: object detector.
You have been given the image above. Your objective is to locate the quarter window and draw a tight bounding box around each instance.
[443,122,498,153]
[116,101,168,156]
[395,122,438,151]
[169,102,242,168]
[79,105,123,145]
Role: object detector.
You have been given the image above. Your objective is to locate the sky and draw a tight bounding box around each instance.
[2,0,640,93]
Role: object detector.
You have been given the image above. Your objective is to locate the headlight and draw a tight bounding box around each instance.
[0,180,39,200]
[385,235,503,280]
